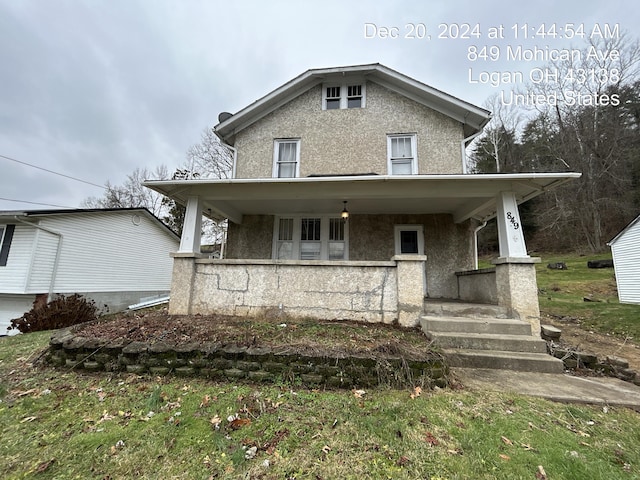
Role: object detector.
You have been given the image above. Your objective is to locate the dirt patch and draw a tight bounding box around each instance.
[543,314,640,372]
[72,309,433,361]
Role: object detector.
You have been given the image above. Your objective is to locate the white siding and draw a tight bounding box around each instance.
[31,211,179,293]
[610,217,640,304]
[0,294,36,335]
[26,228,59,292]
[0,225,36,294]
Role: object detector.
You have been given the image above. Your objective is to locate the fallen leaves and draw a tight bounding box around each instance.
[352,389,366,398]
[35,459,55,473]
[535,465,548,480]
[210,415,222,430]
[262,429,289,455]
[425,432,440,447]
[228,417,252,430]
[410,386,422,399]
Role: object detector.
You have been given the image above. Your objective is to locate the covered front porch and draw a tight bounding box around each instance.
[144,173,579,333]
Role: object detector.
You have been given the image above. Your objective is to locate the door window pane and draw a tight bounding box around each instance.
[276,218,294,259]
[400,230,419,254]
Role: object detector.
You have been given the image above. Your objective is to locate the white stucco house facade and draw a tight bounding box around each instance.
[608,214,640,305]
[0,208,179,334]
[144,63,580,333]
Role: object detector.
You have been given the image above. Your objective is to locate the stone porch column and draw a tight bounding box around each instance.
[493,257,541,335]
[493,191,541,335]
[168,253,197,315]
[393,254,427,327]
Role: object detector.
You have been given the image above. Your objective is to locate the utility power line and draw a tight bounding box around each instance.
[0,153,106,189]
[0,197,76,209]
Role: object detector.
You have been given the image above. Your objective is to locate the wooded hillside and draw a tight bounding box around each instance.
[471,34,640,252]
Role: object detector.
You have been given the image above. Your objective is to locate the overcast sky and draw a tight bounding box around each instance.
[1,0,638,211]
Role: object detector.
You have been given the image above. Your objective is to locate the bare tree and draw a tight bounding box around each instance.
[185,127,233,179]
[470,93,524,173]
[82,165,169,217]
[526,33,640,250]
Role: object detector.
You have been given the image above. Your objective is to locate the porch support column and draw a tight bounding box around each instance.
[493,192,541,336]
[178,195,203,254]
[496,191,528,259]
[168,253,196,315]
[393,254,427,328]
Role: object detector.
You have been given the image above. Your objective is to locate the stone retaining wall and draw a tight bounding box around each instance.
[48,329,448,389]
[549,345,640,386]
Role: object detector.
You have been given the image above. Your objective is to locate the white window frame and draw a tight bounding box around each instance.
[387,134,418,175]
[273,139,301,178]
[394,224,424,255]
[273,215,349,260]
[322,81,366,110]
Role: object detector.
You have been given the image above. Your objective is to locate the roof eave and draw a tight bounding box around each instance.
[214,63,491,143]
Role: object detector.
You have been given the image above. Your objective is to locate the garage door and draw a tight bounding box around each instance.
[0,295,36,336]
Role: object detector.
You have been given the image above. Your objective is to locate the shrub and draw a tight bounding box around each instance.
[8,294,102,333]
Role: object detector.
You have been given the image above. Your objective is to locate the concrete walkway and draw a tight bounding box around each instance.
[453,368,640,410]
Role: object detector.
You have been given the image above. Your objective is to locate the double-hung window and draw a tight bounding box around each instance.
[347,85,362,108]
[387,134,418,175]
[273,139,300,178]
[325,86,341,110]
[274,216,348,260]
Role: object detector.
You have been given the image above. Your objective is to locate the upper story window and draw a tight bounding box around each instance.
[347,85,362,108]
[322,82,365,110]
[387,134,418,175]
[325,87,341,110]
[273,139,300,178]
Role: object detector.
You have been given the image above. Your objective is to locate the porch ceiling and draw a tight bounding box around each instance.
[143,173,580,224]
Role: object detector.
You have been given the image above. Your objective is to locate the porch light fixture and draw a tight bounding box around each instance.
[341,201,349,222]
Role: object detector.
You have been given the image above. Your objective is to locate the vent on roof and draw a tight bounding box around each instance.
[218,112,233,123]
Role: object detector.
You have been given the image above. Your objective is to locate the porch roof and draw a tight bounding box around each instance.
[143,173,580,224]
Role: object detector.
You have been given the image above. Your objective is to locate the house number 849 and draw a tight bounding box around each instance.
[506,212,520,230]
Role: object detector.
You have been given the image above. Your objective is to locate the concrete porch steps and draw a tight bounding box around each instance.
[423,300,509,319]
[424,315,532,336]
[442,349,564,374]
[420,312,564,374]
[427,331,548,353]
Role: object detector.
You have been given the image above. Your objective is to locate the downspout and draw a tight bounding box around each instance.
[221,141,238,179]
[473,220,488,270]
[220,139,236,259]
[461,130,484,174]
[14,216,63,302]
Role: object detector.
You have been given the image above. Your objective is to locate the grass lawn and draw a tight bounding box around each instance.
[534,252,640,340]
[2,331,640,479]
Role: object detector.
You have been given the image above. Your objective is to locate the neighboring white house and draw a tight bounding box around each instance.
[608,214,640,305]
[0,208,180,334]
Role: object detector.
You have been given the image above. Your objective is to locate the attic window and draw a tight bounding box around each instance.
[323,82,365,110]
[325,87,341,110]
[347,85,362,108]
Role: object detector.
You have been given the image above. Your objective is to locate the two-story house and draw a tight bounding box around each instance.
[144,64,579,334]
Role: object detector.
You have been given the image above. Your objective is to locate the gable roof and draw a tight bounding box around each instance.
[214,63,491,144]
[0,207,179,239]
[608,214,640,246]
